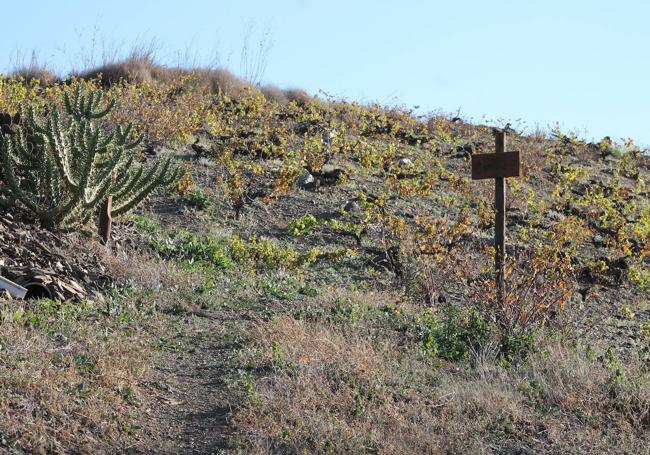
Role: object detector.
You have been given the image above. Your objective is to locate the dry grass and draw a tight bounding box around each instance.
[260,84,289,104]
[234,289,650,454]
[78,52,253,98]
[7,65,58,85]
[0,299,152,453]
[236,316,446,454]
[0,233,191,453]
[81,237,185,291]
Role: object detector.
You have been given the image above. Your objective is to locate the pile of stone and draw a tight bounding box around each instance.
[0,211,112,301]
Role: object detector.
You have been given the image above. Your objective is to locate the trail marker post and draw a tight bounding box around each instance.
[471,131,521,308]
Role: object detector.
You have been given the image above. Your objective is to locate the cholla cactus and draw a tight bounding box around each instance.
[0,84,181,226]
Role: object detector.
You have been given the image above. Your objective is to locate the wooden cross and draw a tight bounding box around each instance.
[471,131,521,307]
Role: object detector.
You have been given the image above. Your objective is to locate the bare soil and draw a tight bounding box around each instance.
[133,311,238,455]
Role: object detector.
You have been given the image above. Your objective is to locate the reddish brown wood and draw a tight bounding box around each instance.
[98,196,112,244]
[471,151,520,180]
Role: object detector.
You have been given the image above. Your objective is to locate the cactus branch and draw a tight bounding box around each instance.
[0,83,180,227]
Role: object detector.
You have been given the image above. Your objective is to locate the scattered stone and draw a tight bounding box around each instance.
[398,157,413,167]
[572,183,589,196]
[322,130,335,148]
[191,138,212,158]
[296,172,315,189]
[141,141,161,157]
[314,167,346,186]
[344,200,361,213]
[454,143,473,159]
[547,210,564,222]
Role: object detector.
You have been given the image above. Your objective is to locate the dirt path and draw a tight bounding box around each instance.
[132,312,239,454]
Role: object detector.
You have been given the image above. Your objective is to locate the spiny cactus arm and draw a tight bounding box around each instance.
[0,190,16,209]
[9,129,38,165]
[63,86,79,121]
[111,159,165,215]
[112,158,181,216]
[42,111,78,190]
[89,95,115,119]
[24,106,48,135]
[44,155,62,207]
[82,176,114,209]
[43,196,82,226]
[85,123,102,155]
[96,131,115,153]
[112,165,144,201]
[64,85,115,121]
[85,124,115,157]
[110,154,139,194]
[116,123,143,150]
[65,127,103,208]
[0,140,16,208]
[0,136,45,215]
[91,147,125,186]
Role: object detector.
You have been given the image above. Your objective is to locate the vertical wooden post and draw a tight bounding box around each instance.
[98,196,112,244]
[494,131,506,308]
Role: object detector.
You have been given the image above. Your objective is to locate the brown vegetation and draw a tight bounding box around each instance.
[236,291,649,454]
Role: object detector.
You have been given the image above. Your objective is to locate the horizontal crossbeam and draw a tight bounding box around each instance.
[471,151,521,180]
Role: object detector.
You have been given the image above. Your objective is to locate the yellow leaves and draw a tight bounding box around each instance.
[640,322,650,340]
[302,132,326,172]
[262,164,301,204]
[383,214,407,239]
[105,77,211,144]
[621,306,636,319]
[176,163,194,195]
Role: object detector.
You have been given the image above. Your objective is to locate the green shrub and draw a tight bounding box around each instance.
[143,226,319,273]
[150,229,234,270]
[411,306,536,364]
[230,236,319,271]
[628,265,650,292]
[184,187,214,211]
[415,307,490,361]
[288,214,320,236]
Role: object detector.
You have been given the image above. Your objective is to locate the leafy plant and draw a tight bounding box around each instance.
[184,187,214,211]
[149,229,234,270]
[288,214,320,235]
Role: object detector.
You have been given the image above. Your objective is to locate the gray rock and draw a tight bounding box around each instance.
[296,172,315,188]
[547,210,564,222]
[322,130,335,147]
[344,200,361,213]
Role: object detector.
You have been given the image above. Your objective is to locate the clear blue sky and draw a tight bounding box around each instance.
[2,0,648,146]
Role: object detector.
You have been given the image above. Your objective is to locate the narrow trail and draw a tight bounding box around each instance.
[133,312,238,454]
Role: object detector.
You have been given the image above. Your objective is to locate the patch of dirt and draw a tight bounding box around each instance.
[132,312,239,455]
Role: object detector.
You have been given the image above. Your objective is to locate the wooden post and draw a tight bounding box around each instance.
[471,130,521,314]
[494,132,506,308]
[98,196,112,244]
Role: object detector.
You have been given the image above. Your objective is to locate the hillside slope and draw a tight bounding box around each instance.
[0,73,648,453]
